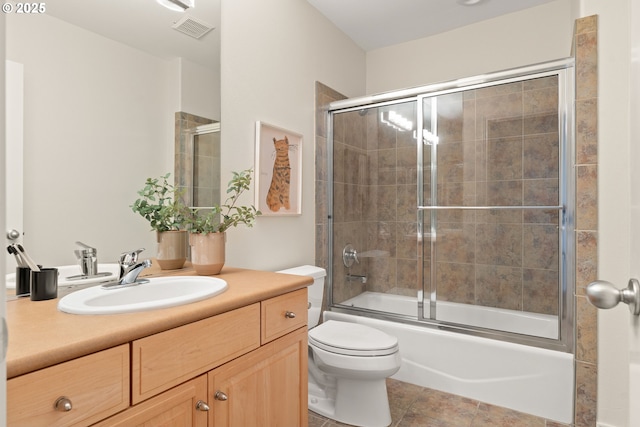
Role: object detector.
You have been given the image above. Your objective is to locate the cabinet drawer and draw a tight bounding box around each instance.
[7,344,129,427]
[261,288,308,344]
[132,303,260,404]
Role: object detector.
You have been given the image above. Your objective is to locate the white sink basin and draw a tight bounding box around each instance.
[6,264,120,289]
[57,276,228,315]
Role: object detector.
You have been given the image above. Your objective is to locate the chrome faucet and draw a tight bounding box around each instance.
[119,259,152,285]
[74,241,98,276]
[101,248,151,289]
[119,248,142,276]
[66,241,112,281]
[118,248,151,284]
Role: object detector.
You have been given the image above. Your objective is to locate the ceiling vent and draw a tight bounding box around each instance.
[172,15,215,39]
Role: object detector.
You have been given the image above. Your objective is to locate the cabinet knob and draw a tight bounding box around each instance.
[54,396,73,412]
[195,400,210,411]
[214,391,228,401]
[285,311,296,319]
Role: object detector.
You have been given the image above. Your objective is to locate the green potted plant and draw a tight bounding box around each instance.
[187,169,261,275]
[131,172,190,270]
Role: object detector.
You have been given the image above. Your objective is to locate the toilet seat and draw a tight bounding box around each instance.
[309,320,399,357]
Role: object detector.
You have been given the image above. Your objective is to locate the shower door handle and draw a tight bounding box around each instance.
[586,279,640,315]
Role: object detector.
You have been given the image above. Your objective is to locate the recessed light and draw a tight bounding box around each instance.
[156,0,194,12]
[457,0,484,6]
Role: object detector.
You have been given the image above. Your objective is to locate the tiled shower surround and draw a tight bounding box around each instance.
[330,76,561,317]
[315,15,598,427]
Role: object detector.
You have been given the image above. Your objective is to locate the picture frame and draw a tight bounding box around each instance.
[255,121,303,216]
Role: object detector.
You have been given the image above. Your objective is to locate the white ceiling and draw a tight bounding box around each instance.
[42,0,555,71]
[43,0,220,70]
[307,0,556,51]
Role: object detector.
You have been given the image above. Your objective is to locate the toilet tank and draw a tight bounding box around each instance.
[276,265,326,328]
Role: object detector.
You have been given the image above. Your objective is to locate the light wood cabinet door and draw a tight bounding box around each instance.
[209,327,308,427]
[93,375,208,427]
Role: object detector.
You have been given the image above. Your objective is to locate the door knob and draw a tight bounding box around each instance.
[586,278,640,315]
[6,229,20,240]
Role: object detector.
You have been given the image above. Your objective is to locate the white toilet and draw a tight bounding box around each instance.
[277,265,401,427]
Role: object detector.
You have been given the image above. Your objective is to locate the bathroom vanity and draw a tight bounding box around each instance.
[5,265,311,427]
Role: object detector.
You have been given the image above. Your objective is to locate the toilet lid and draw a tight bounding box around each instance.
[308,320,399,356]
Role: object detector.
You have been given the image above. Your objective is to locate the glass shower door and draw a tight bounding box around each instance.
[419,74,568,340]
[330,100,420,317]
[328,61,574,348]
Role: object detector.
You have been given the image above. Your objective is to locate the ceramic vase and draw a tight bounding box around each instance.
[156,230,187,270]
[189,232,226,275]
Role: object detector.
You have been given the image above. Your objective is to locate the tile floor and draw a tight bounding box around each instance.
[308,378,572,427]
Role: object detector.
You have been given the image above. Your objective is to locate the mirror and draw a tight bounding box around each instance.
[4,0,220,269]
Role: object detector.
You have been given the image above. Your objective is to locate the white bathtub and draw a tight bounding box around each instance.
[327,292,574,423]
[341,291,559,339]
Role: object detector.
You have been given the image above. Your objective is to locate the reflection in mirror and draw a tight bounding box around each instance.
[175,117,220,209]
[191,123,221,208]
[4,1,220,269]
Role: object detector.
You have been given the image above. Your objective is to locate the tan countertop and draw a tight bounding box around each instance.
[6,264,312,379]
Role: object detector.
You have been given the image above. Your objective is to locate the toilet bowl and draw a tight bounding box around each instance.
[277,265,401,427]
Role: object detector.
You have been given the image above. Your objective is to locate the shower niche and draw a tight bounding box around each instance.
[327,59,575,352]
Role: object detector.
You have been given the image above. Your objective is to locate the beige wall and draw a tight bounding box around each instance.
[219,0,365,271]
[366,0,576,94]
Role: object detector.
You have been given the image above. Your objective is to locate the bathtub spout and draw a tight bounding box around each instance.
[346,274,367,283]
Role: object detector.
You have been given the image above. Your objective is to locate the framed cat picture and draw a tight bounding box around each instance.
[255,121,303,216]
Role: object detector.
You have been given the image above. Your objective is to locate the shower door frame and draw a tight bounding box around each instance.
[327,58,575,353]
